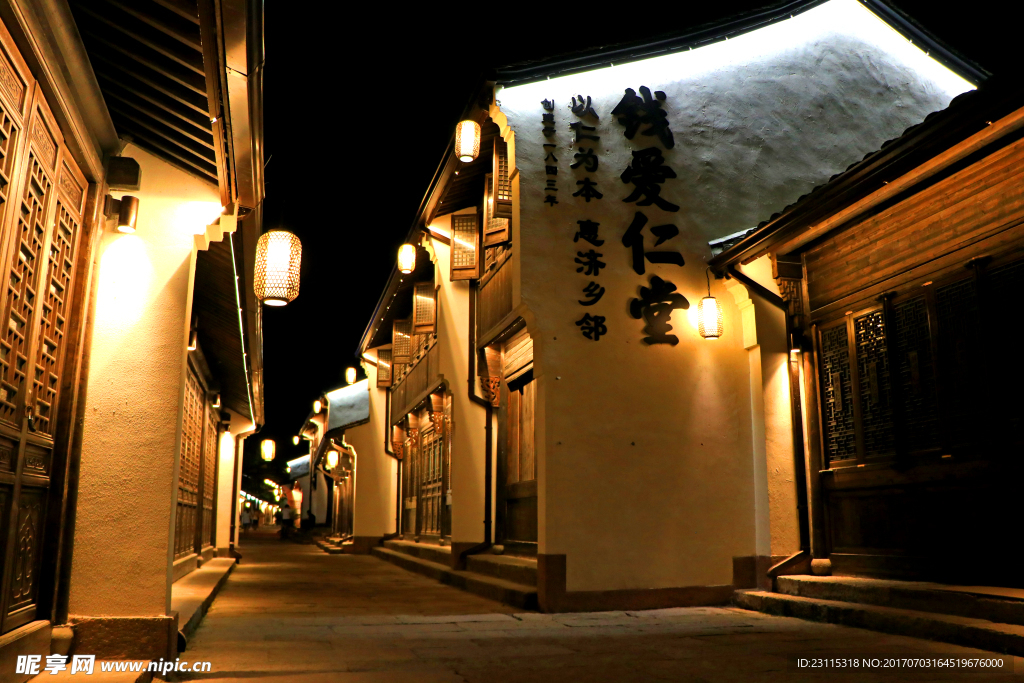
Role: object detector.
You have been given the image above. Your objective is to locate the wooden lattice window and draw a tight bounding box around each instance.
[412,282,436,335]
[392,318,412,364]
[483,173,509,248]
[451,214,479,281]
[492,137,512,219]
[0,102,19,421]
[376,349,393,388]
[175,367,204,559]
[201,402,217,548]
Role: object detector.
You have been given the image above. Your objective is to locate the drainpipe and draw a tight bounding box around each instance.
[726,266,812,567]
[461,280,493,565]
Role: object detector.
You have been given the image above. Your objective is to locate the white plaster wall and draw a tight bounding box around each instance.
[346,363,399,537]
[494,0,972,591]
[216,408,255,550]
[70,144,221,616]
[423,221,489,544]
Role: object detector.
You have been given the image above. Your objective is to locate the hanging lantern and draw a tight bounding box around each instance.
[698,268,724,340]
[455,120,481,162]
[261,438,275,461]
[326,449,339,470]
[313,399,322,414]
[254,230,302,306]
[292,435,300,446]
[397,243,416,274]
[345,367,357,385]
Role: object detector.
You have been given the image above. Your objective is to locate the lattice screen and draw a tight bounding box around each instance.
[820,322,856,463]
[376,349,393,388]
[0,103,18,421]
[392,319,412,364]
[893,296,939,452]
[854,310,894,456]
[450,214,479,281]
[201,404,217,548]
[413,282,435,335]
[175,368,203,559]
[493,138,512,218]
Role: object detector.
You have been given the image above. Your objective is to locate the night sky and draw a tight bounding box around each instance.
[242,2,1016,492]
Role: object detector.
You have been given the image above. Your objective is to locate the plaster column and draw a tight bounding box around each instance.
[68,144,222,659]
[216,408,254,555]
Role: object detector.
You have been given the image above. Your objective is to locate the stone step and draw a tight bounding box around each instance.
[466,553,537,587]
[383,539,452,566]
[371,546,537,610]
[734,590,1024,655]
[776,576,1024,626]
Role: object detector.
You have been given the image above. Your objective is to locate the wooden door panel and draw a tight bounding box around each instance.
[3,485,44,631]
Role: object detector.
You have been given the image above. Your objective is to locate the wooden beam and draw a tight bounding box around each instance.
[74,4,204,75]
[97,74,210,133]
[117,120,218,179]
[109,108,216,163]
[103,89,214,147]
[92,52,208,115]
[100,0,203,51]
[81,28,206,94]
[150,0,201,25]
[197,0,232,206]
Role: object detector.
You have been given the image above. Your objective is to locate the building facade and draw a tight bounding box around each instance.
[0,0,266,674]
[342,0,984,612]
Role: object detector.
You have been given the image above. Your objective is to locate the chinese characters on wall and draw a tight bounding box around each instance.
[540,87,688,345]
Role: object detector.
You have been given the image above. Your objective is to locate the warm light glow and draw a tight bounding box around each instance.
[698,297,724,340]
[254,230,302,306]
[455,120,481,162]
[95,234,153,330]
[187,329,198,351]
[173,200,223,235]
[398,243,416,274]
[313,399,322,414]
[292,435,300,446]
[345,367,357,384]
[326,449,339,470]
[261,438,275,461]
[211,393,221,409]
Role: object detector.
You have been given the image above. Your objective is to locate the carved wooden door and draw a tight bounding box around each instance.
[0,30,89,634]
[175,364,205,560]
[418,426,442,537]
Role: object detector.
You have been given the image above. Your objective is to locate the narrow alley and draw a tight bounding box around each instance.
[178,538,1015,682]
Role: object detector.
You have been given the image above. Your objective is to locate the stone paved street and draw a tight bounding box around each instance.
[179,537,1021,682]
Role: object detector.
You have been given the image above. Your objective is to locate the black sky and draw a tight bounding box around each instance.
[242,1,1018,490]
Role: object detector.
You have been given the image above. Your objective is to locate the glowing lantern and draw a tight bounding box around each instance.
[254,230,302,306]
[261,439,275,461]
[326,449,339,470]
[292,435,300,446]
[398,244,416,274]
[313,399,322,414]
[345,367,357,384]
[698,269,723,340]
[455,120,481,162]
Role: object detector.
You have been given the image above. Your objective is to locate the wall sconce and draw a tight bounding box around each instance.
[698,269,723,340]
[103,195,140,234]
[313,399,322,414]
[254,230,302,306]
[261,438,275,461]
[292,435,300,446]
[345,367,357,384]
[326,449,339,470]
[398,244,416,274]
[455,120,481,162]
[211,393,221,409]
[187,328,198,351]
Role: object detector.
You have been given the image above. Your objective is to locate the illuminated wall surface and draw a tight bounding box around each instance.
[494,0,973,591]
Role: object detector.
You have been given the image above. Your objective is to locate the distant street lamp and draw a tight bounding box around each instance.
[345,367,357,384]
[261,439,275,461]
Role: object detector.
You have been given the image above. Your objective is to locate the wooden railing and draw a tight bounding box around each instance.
[392,340,440,420]
[477,252,512,339]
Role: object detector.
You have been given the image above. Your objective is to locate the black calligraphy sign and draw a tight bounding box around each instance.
[629,275,689,345]
[611,86,674,148]
[621,148,679,212]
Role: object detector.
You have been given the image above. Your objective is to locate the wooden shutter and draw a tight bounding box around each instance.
[492,137,512,219]
[450,214,480,280]
[376,349,393,388]
[483,173,509,247]
[502,327,533,384]
[413,282,436,335]
[392,318,412,364]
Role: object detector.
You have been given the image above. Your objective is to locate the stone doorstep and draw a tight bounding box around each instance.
[371,546,538,610]
[383,539,452,566]
[466,553,538,587]
[170,558,237,647]
[314,540,345,554]
[733,590,1024,655]
[777,575,1024,626]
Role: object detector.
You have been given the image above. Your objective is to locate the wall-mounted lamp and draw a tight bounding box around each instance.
[313,399,322,414]
[326,449,339,470]
[398,243,416,274]
[698,269,723,340]
[292,435,300,446]
[187,328,198,351]
[345,367,357,385]
[211,393,221,409]
[103,195,140,234]
[261,438,275,462]
[455,120,481,162]
[254,230,302,306]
